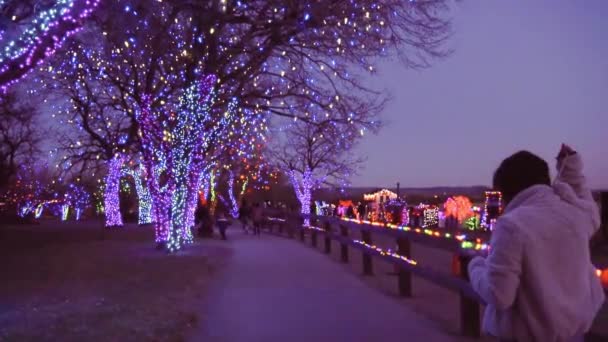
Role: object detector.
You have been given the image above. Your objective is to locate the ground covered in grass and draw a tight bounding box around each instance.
[0,220,230,341]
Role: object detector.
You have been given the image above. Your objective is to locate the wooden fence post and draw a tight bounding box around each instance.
[324,222,331,254]
[458,255,481,338]
[340,224,349,263]
[397,237,412,297]
[362,229,373,275]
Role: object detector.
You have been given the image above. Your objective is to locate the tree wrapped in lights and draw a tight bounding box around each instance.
[65,182,90,220]
[0,0,101,89]
[218,109,268,219]
[122,165,153,225]
[218,166,260,219]
[104,153,124,227]
[272,119,362,218]
[137,75,242,251]
[444,196,473,225]
[1,163,45,217]
[217,169,242,219]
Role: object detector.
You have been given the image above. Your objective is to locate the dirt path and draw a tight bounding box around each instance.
[192,231,464,342]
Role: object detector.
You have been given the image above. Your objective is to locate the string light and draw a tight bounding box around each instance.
[423,206,439,228]
[0,0,101,89]
[481,191,502,231]
[340,217,490,252]
[353,240,418,266]
[34,203,44,219]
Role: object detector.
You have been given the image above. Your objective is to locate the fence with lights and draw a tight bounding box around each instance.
[262,206,608,339]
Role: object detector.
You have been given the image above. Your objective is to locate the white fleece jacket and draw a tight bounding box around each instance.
[468,154,605,341]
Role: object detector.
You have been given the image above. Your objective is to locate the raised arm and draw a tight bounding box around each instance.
[554,145,601,234]
[468,217,523,310]
[557,152,594,202]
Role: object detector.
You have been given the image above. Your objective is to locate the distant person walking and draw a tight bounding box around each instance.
[357,202,366,220]
[216,209,230,240]
[252,203,263,236]
[346,205,355,219]
[239,200,251,234]
[195,201,213,238]
[468,145,605,341]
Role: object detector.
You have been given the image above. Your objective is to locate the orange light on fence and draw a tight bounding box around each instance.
[598,269,608,287]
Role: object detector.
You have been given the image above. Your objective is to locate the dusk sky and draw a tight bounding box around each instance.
[352,1,608,189]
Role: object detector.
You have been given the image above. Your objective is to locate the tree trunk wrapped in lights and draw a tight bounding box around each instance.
[274,121,360,223]
[65,183,90,221]
[123,166,154,225]
[61,204,70,221]
[218,170,243,220]
[208,170,219,216]
[288,168,314,218]
[104,154,125,227]
[184,170,208,231]
[226,170,240,219]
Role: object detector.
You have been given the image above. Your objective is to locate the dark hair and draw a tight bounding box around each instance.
[493,150,551,204]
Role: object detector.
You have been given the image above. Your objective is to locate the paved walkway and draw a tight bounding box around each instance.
[193,231,461,342]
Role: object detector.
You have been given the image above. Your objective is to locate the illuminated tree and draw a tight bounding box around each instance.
[37,0,451,249]
[42,0,450,172]
[0,162,57,217]
[65,182,90,220]
[444,196,473,224]
[217,109,267,218]
[104,153,124,227]
[272,119,363,217]
[40,47,139,177]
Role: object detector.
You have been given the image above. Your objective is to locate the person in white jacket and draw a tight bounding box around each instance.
[468,145,605,342]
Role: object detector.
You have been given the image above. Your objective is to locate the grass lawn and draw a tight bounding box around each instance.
[0,220,230,341]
